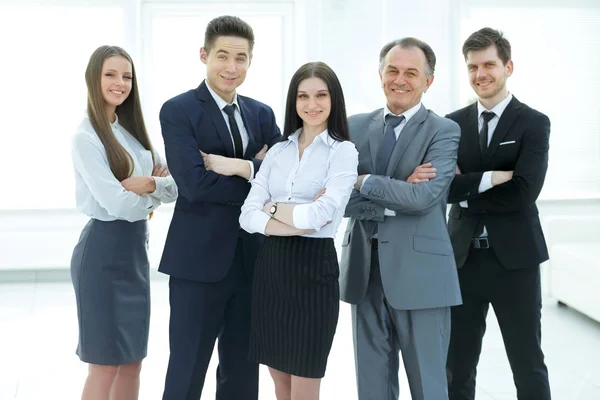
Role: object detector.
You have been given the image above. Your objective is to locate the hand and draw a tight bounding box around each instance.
[255,145,268,160]
[491,170,514,186]
[455,165,462,175]
[313,188,326,202]
[201,151,238,176]
[152,164,169,177]
[121,176,155,195]
[407,162,436,183]
[354,175,367,191]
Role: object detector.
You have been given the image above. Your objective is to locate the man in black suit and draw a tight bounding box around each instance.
[445,28,552,400]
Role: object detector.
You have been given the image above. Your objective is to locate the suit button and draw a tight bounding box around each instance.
[466,192,471,196]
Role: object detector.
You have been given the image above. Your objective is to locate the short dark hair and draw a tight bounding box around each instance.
[204,15,255,53]
[379,37,436,76]
[462,27,511,65]
[283,61,350,143]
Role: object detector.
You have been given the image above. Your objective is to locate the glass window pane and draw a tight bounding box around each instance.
[142,8,287,152]
[0,7,125,209]
[460,6,600,199]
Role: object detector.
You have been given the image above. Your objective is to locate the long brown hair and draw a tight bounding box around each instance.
[85,45,154,181]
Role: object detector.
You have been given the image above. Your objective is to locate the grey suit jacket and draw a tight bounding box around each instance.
[339,105,462,310]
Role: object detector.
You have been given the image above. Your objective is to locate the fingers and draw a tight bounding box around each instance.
[258,144,268,153]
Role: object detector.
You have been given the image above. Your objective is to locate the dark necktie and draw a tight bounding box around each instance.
[376,114,405,175]
[223,104,244,158]
[479,111,495,157]
[474,111,496,237]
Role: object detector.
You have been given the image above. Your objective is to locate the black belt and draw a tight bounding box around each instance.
[471,237,490,249]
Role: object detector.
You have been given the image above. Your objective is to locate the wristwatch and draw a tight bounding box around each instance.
[269,202,278,218]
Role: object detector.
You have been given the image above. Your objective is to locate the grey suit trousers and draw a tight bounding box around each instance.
[351,247,451,400]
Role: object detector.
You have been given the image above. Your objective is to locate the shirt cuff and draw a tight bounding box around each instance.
[247,160,255,182]
[151,176,169,197]
[479,171,494,193]
[384,208,396,216]
[460,200,468,208]
[250,211,271,235]
[360,174,371,190]
[292,204,321,231]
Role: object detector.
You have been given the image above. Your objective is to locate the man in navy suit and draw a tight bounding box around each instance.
[158,15,281,399]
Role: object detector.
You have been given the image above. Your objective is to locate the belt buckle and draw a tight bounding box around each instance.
[472,237,489,249]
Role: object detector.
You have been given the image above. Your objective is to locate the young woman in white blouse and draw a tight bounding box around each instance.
[70,45,177,400]
[239,62,358,400]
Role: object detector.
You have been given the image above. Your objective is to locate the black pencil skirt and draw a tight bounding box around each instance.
[70,218,150,365]
[249,235,340,378]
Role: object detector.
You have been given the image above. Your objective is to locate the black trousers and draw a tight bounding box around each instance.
[447,247,551,400]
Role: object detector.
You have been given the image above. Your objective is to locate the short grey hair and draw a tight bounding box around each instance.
[378,37,436,76]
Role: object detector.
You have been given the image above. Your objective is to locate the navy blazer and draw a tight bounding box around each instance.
[158,81,282,282]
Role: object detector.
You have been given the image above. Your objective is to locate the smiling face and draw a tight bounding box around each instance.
[379,45,434,115]
[100,55,132,116]
[295,77,331,133]
[200,35,251,103]
[466,45,513,107]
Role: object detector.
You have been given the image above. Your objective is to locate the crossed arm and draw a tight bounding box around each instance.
[345,124,460,218]
[455,114,550,212]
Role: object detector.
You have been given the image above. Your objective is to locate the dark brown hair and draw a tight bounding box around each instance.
[282,62,350,142]
[204,15,255,54]
[462,27,511,65]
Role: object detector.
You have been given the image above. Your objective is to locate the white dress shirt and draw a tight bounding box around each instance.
[460,93,513,208]
[205,81,255,181]
[72,115,178,222]
[240,128,358,238]
[361,102,423,217]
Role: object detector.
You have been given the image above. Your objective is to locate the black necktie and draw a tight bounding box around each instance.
[376,114,405,175]
[223,104,243,158]
[474,111,496,237]
[479,111,495,157]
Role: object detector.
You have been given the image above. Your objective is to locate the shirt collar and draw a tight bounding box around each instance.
[288,128,334,146]
[383,102,422,124]
[205,79,239,111]
[477,93,513,119]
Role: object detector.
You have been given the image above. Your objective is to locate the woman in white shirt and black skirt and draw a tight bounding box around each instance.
[70,45,177,399]
[239,61,358,399]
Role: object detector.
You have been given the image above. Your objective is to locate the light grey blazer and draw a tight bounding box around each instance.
[339,105,462,310]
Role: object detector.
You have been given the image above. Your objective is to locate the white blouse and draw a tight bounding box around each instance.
[240,128,358,238]
[72,115,178,222]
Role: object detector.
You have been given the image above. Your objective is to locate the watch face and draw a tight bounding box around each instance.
[270,205,277,214]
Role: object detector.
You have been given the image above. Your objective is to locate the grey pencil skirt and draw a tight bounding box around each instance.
[70,218,150,365]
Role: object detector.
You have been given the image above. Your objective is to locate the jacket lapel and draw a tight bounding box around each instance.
[486,96,522,159]
[462,104,483,164]
[386,105,427,175]
[196,81,235,158]
[367,111,385,173]
[238,96,258,158]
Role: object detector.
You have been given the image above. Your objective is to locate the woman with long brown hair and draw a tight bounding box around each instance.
[70,45,177,399]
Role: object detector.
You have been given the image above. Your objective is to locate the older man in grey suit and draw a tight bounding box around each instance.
[340,37,462,400]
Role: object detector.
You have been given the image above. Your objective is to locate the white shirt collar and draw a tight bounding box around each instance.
[205,79,239,111]
[383,102,422,124]
[477,93,513,119]
[288,128,335,147]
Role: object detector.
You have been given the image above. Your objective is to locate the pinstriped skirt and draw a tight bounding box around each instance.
[70,218,150,365]
[249,236,339,378]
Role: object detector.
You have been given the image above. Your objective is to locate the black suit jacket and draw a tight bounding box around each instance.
[158,81,282,282]
[446,96,550,270]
